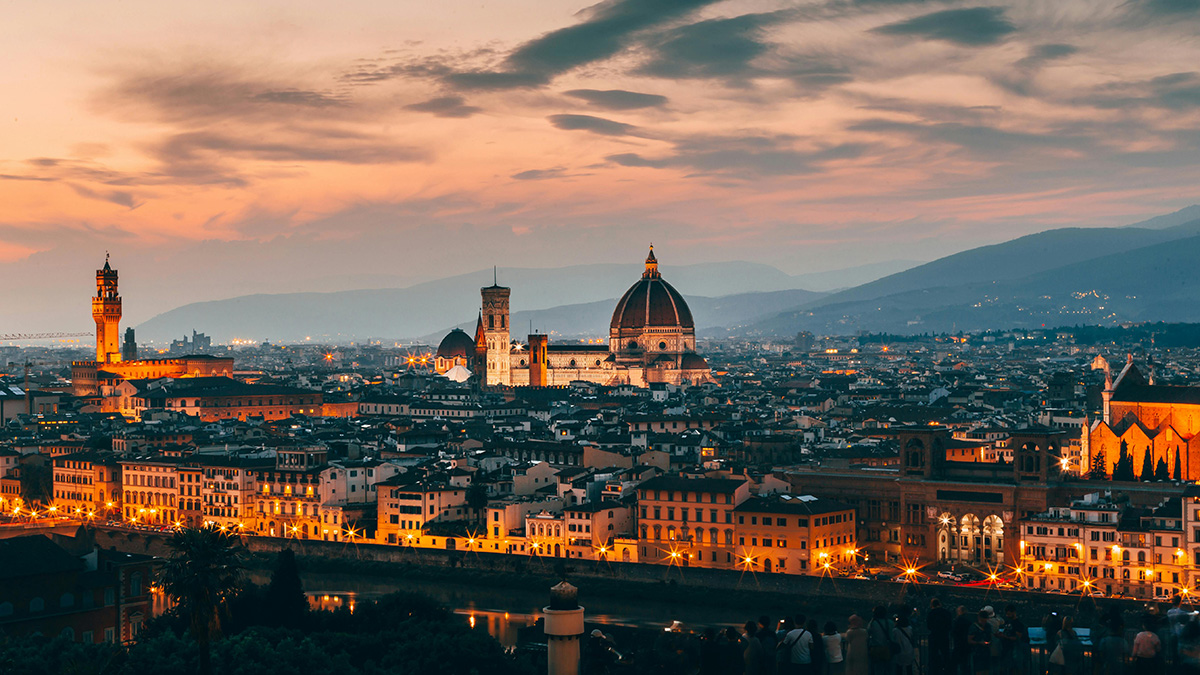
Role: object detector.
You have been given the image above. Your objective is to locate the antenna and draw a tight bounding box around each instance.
[493,265,497,286]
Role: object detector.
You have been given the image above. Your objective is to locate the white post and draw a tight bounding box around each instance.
[544,581,584,675]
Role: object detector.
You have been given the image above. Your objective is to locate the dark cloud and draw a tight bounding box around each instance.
[512,167,570,180]
[638,13,781,80]
[94,67,352,124]
[849,118,1092,157]
[430,0,726,90]
[1083,71,1200,110]
[563,89,668,110]
[156,130,426,167]
[609,134,868,177]
[872,7,1017,46]
[67,183,141,209]
[548,114,638,136]
[1015,43,1078,70]
[1135,0,1200,16]
[404,95,483,118]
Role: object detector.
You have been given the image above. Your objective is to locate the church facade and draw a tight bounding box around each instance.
[435,248,714,388]
[1083,355,1200,481]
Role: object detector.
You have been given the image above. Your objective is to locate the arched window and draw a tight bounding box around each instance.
[60,592,74,608]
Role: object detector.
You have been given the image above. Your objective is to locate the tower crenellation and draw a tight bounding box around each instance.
[481,277,511,387]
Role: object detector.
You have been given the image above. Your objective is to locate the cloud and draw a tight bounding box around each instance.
[93,65,352,124]
[67,183,141,209]
[1016,43,1078,68]
[848,118,1092,158]
[1082,71,1200,110]
[512,167,570,180]
[608,134,869,177]
[872,7,1017,46]
[563,88,668,110]
[404,95,483,117]
[548,114,639,136]
[638,13,781,80]
[1133,0,1200,17]
[435,0,727,90]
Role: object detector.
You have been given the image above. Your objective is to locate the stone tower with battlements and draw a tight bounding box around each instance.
[92,255,122,363]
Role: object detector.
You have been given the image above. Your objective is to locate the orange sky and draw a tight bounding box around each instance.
[3,0,1200,328]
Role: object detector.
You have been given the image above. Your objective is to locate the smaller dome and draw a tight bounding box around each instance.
[436,329,476,359]
[680,352,708,370]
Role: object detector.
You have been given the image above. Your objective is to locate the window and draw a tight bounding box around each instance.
[0,602,11,617]
[30,597,44,612]
[60,593,74,608]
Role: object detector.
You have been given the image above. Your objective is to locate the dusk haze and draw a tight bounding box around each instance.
[6,2,1200,675]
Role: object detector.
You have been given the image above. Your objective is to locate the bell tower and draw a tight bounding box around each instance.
[481,270,511,387]
[92,254,122,363]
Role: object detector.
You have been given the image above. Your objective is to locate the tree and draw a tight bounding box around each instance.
[1176,448,1183,481]
[1089,448,1108,480]
[466,483,488,523]
[264,549,308,628]
[1140,449,1155,482]
[1113,441,1136,482]
[160,526,245,675]
[1155,457,1170,482]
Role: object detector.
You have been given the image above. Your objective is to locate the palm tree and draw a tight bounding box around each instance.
[159,526,245,675]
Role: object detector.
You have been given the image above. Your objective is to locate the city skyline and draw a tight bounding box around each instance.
[4,1,1200,330]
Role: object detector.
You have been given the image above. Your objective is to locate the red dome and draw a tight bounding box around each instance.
[610,248,694,331]
[436,329,475,359]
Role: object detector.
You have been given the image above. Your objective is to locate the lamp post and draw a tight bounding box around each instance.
[544,581,584,675]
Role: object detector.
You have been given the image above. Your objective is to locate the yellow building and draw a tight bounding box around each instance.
[636,475,749,568]
[252,447,326,539]
[733,495,858,575]
[51,452,122,520]
[1019,491,1189,599]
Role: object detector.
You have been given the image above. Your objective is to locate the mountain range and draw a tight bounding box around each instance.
[136,205,1200,342]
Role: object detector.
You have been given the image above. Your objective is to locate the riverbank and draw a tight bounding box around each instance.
[88,526,1135,632]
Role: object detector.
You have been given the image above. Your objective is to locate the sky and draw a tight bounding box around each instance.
[3,0,1200,330]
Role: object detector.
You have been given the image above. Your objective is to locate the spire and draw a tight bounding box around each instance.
[494,265,497,286]
[103,252,111,272]
[643,244,659,279]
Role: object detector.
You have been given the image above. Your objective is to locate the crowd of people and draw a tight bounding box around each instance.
[692,595,1200,675]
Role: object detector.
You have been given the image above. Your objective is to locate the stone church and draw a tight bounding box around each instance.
[435,248,714,388]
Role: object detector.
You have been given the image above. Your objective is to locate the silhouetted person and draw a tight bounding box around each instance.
[927,598,953,675]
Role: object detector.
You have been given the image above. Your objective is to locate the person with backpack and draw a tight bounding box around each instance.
[892,613,917,675]
[824,621,847,675]
[784,613,815,675]
[868,606,895,675]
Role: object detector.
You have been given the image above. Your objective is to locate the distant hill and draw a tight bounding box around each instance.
[804,218,1200,309]
[136,261,823,342]
[746,221,1200,335]
[1124,204,1200,230]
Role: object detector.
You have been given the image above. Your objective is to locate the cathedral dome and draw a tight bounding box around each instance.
[680,352,708,370]
[610,247,694,331]
[436,328,476,359]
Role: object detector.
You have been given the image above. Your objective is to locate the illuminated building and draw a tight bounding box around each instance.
[783,426,1077,566]
[435,248,714,388]
[253,446,327,539]
[1020,491,1188,599]
[92,255,122,364]
[114,376,322,422]
[119,457,184,526]
[1084,356,1200,481]
[564,501,634,560]
[636,475,749,568]
[733,495,858,574]
[72,257,235,396]
[51,453,122,519]
[197,456,274,531]
[376,477,471,544]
